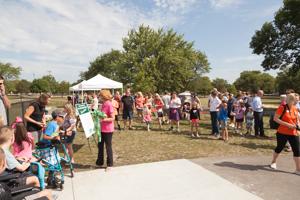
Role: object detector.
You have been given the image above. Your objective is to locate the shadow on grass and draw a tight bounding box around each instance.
[213,161,291,174]
[229,142,275,150]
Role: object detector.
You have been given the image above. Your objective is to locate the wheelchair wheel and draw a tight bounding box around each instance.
[71,169,74,178]
[60,182,64,190]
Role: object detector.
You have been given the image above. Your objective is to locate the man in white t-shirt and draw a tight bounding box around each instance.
[210,90,221,137]
[208,88,218,107]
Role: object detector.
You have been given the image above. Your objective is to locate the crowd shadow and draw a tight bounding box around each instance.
[213,161,292,174]
[229,142,275,150]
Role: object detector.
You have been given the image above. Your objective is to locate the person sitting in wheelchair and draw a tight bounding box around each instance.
[40,109,71,189]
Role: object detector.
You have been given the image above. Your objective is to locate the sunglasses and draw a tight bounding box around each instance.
[59,116,65,119]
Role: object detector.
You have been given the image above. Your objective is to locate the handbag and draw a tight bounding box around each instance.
[269,105,286,129]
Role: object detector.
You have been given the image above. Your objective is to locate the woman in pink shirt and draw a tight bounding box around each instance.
[95,90,115,172]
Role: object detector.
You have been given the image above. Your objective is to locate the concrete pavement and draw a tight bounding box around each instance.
[53,159,263,200]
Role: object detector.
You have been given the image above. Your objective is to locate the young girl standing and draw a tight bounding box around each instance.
[154,93,164,130]
[235,102,245,136]
[190,102,200,137]
[219,100,228,142]
[12,117,35,162]
[144,109,151,131]
[63,103,77,164]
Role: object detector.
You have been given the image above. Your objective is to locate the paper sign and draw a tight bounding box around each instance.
[76,103,95,138]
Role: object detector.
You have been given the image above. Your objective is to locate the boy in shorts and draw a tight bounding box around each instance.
[246,107,255,135]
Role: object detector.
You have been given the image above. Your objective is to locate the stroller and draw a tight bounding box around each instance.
[182,102,191,120]
[33,131,74,190]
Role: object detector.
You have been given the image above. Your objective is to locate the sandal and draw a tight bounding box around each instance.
[105,167,112,172]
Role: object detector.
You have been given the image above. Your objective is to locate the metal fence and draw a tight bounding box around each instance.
[6,99,37,126]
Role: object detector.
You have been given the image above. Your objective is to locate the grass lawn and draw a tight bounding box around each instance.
[45,96,284,172]
[8,95,284,172]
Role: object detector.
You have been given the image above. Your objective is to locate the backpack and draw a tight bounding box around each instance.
[269,105,286,129]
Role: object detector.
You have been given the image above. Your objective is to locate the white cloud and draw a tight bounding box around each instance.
[225,56,262,63]
[0,0,193,82]
[209,0,243,10]
[153,0,196,13]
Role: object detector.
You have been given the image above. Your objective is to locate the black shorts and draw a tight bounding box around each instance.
[236,118,244,123]
[115,115,119,121]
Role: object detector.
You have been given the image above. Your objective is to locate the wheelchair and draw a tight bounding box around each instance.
[33,131,74,190]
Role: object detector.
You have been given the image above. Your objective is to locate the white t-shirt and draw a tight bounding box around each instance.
[169,97,181,108]
[208,94,213,105]
[210,97,221,111]
[162,95,171,109]
[92,97,98,110]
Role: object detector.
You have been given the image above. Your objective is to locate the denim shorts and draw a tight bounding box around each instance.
[146,122,150,126]
[65,130,76,144]
[122,111,133,120]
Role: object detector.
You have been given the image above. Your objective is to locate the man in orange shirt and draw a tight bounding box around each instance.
[110,98,121,131]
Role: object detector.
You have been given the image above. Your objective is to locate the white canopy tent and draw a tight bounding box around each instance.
[69,74,123,104]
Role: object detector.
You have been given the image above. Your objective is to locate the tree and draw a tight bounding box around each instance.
[276,67,300,94]
[229,85,237,96]
[186,76,212,95]
[211,78,228,92]
[16,80,30,93]
[58,81,71,97]
[42,76,59,93]
[84,25,211,93]
[260,73,276,93]
[0,61,22,93]
[30,79,49,94]
[250,0,300,72]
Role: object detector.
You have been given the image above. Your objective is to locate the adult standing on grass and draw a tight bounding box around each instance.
[210,90,221,137]
[154,93,164,130]
[89,93,98,111]
[252,90,268,139]
[94,90,115,172]
[135,92,145,123]
[0,75,11,126]
[227,94,236,127]
[113,91,121,116]
[168,91,181,132]
[162,91,170,125]
[120,89,135,130]
[24,93,50,142]
[270,93,300,175]
[63,103,77,164]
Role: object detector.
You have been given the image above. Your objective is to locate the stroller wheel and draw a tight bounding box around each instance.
[71,169,74,178]
[60,182,64,190]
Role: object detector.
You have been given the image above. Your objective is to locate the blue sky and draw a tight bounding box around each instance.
[0,0,283,84]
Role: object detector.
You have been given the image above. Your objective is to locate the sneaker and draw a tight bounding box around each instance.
[129,127,133,130]
[191,133,195,137]
[216,134,220,137]
[239,132,243,136]
[233,130,237,133]
[166,121,169,125]
[168,127,174,131]
[118,127,122,131]
[196,133,199,137]
[52,195,58,200]
[177,128,180,132]
[270,163,276,169]
[162,121,165,125]
[295,170,300,175]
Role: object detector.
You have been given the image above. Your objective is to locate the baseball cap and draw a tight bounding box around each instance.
[52,109,66,118]
[164,90,168,94]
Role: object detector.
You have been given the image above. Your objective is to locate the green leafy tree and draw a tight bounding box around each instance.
[234,71,262,94]
[250,0,300,71]
[260,73,276,93]
[211,78,228,92]
[187,76,212,95]
[0,61,22,93]
[229,84,237,96]
[276,67,300,94]
[42,76,59,93]
[58,81,71,97]
[16,80,30,93]
[30,79,49,94]
[84,25,211,93]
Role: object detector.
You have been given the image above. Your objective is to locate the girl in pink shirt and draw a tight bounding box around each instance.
[144,109,151,131]
[13,119,35,162]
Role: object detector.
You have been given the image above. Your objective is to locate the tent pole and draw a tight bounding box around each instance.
[82,90,83,104]
[73,91,74,107]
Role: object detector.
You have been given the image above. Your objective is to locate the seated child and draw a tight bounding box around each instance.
[40,109,66,189]
[0,126,39,187]
[0,148,57,200]
[181,104,189,120]
[12,117,35,162]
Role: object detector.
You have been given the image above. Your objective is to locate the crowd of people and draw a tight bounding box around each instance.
[0,73,300,200]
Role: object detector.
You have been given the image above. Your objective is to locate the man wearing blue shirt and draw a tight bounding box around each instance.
[252,90,268,138]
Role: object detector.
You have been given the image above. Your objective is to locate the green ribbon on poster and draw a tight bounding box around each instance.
[91,110,107,143]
